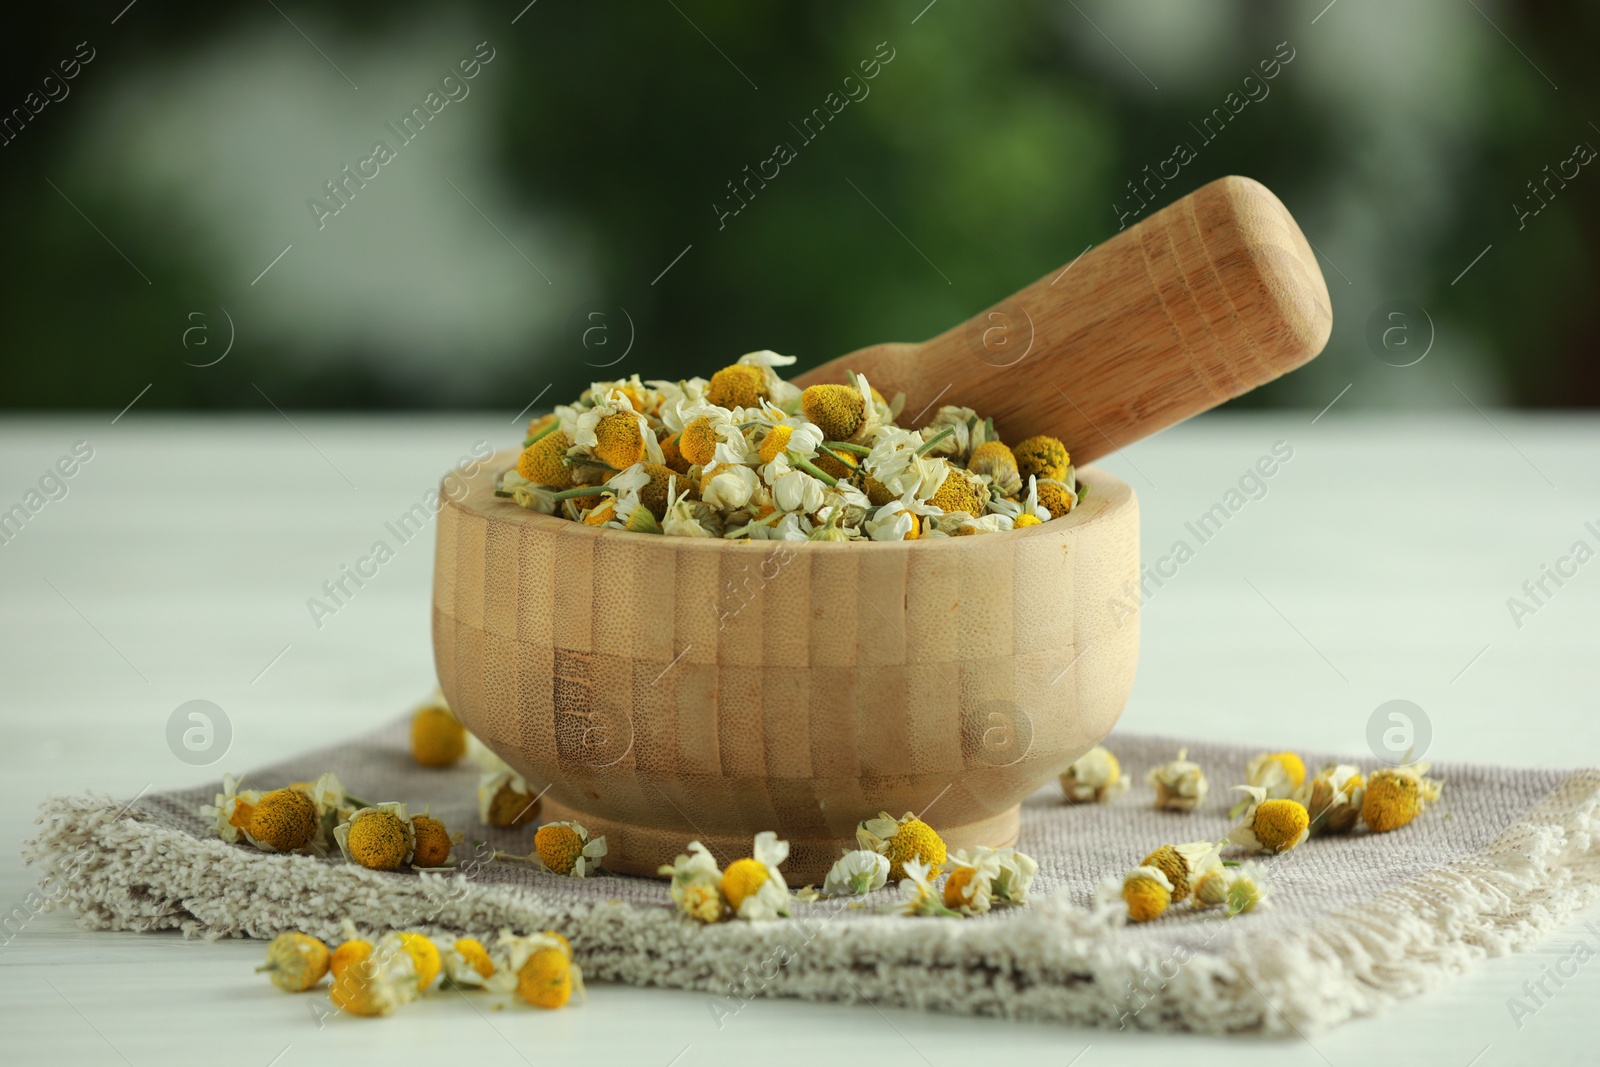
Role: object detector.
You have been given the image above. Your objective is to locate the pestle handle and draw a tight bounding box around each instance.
[795,175,1332,465]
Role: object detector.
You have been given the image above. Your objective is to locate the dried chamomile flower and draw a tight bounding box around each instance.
[256,932,330,992]
[988,846,1039,905]
[493,930,584,1010]
[967,441,1022,498]
[990,475,1053,529]
[821,850,890,897]
[334,803,416,871]
[441,937,496,988]
[532,820,607,877]
[1147,748,1209,812]
[1139,841,1221,904]
[896,859,959,917]
[328,932,419,1017]
[1034,477,1078,518]
[1060,745,1128,804]
[376,932,442,994]
[1118,865,1173,923]
[660,841,727,923]
[1296,763,1365,836]
[1246,751,1307,799]
[1191,861,1272,915]
[929,464,992,517]
[200,773,261,844]
[246,787,321,853]
[473,747,542,829]
[1227,787,1310,854]
[1013,435,1071,484]
[802,383,867,442]
[1361,761,1444,833]
[410,702,466,767]
[720,831,793,921]
[517,429,575,488]
[940,848,1002,915]
[857,811,948,882]
[410,813,462,869]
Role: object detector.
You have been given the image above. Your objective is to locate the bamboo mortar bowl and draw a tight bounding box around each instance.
[433,452,1139,882]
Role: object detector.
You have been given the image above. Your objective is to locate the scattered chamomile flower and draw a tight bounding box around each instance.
[857,811,948,882]
[1059,746,1128,804]
[987,846,1039,905]
[409,813,462,869]
[328,933,419,1017]
[1139,841,1221,903]
[1118,865,1174,923]
[1147,748,1209,812]
[1223,863,1272,915]
[821,850,891,897]
[940,848,1004,915]
[410,702,466,767]
[531,820,607,877]
[1227,787,1310,855]
[441,937,496,988]
[721,832,793,920]
[493,929,584,1010]
[1230,751,1308,816]
[896,859,960,918]
[379,932,442,994]
[1296,763,1365,836]
[334,803,416,871]
[256,932,330,992]
[660,841,727,923]
[200,773,262,844]
[245,787,321,854]
[472,747,542,829]
[1361,761,1444,833]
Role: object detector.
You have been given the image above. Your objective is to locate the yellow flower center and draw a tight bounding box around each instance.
[1139,845,1193,902]
[1362,773,1422,833]
[454,938,495,979]
[1013,435,1070,483]
[1267,752,1307,789]
[517,430,575,488]
[801,384,866,441]
[1123,876,1171,922]
[929,468,988,517]
[248,789,319,852]
[680,416,720,466]
[397,932,441,991]
[329,939,371,981]
[328,942,390,1016]
[884,818,946,882]
[1035,480,1076,518]
[1013,513,1042,528]
[721,858,769,910]
[967,441,1018,481]
[758,424,794,465]
[683,882,725,923]
[488,783,541,828]
[347,810,410,870]
[410,815,453,867]
[706,364,768,409]
[593,412,645,469]
[258,932,330,992]
[942,866,976,909]
[813,447,858,481]
[859,473,895,507]
[638,463,681,519]
[409,706,465,767]
[1252,799,1310,852]
[516,947,573,1009]
[535,824,585,875]
[228,799,256,832]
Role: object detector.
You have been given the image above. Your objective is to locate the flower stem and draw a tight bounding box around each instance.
[821,440,871,455]
[552,485,609,501]
[916,427,955,456]
[791,457,839,487]
[523,421,561,448]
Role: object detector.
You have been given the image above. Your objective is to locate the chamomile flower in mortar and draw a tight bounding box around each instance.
[1033,477,1079,518]
[1013,435,1071,484]
[771,466,829,515]
[700,462,760,512]
[864,493,942,542]
[1139,841,1221,904]
[1295,763,1365,836]
[334,803,416,871]
[920,406,996,464]
[474,748,542,829]
[532,820,607,877]
[896,859,959,918]
[950,513,1015,536]
[857,811,947,881]
[493,929,585,1010]
[1361,761,1444,833]
[990,475,1053,529]
[662,480,721,538]
[1118,865,1174,923]
[966,440,1022,498]
[1147,748,1209,812]
[571,391,665,471]
[1058,746,1127,804]
[497,470,560,514]
[441,937,497,988]
[200,773,262,844]
[721,832,793,921]
[821,850,891,897]
[1227,787,1310,855]
[660,841,726,923]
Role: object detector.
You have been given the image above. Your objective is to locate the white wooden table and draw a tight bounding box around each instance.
[2,412,1596,1065]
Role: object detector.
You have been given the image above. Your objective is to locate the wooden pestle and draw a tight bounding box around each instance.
[794,175,1332,465]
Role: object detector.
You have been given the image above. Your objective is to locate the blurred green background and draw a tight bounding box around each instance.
[3,0,1596,414]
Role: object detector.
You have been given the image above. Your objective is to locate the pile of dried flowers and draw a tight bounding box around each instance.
[1061,743,1447,923]
[497,353,1079,540]
[256,922,583,1017]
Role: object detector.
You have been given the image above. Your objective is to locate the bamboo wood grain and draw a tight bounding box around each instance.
[796,175,1332,465]
[434,453,1140,883]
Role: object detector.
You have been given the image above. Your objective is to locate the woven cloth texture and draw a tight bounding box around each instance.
[24,719,1600,1034]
